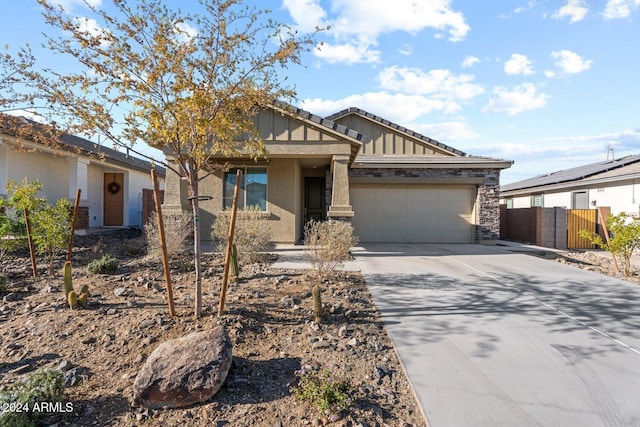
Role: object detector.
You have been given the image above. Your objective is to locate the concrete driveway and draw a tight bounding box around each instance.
[352,243,640,427]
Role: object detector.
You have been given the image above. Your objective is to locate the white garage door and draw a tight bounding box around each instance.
[350,185,476,243]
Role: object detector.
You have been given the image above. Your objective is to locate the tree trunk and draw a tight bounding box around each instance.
[190,178,203,318]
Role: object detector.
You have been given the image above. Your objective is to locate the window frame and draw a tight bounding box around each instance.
[223,166,268,212]
[531,193,543,207]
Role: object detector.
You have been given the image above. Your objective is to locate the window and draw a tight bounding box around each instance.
[531,194,543,207]
[223,167,267,211]
[505,198,513,209]
[572,191,589,209]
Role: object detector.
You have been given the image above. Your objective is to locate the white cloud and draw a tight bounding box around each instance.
[74,16,110,47]
[603,0,640,19]
[553,0,589,23]
[174,22,197,43]
[302,92,461,122]
[314,42,382,64]
[513,1,537,14]
[399,44,413,56]
[483,83,549,115]
[282,0,327,32]
[283,0,470,64]
[377,66,484,100]
[462,55,480,68]
[411,121,480,141]
[50,0,101,11]
[504,54,534,75]
[551,50,592,74]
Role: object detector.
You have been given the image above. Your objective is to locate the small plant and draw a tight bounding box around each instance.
[291,368,354,420]
[303,220,358,281]
[211,205,271,265]
[230,243,240,282]
[580,212,640,277]
[312,283,323,323]
[31,198,72,275]
[62,261,89,308]
[0,275,6,294]
[87,255,118,274]
[143,211,192,259]
[0,368,66,427]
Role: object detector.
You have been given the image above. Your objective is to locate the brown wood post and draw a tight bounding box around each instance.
[218,169,242,316]
[23,208,37,278]
[597,207,620,273]
[66,189,81,262]
[151,169,176,317]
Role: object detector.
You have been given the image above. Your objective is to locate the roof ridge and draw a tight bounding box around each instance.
[325,107,467,156]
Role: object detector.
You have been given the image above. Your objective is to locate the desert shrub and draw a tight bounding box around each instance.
[211,206,271,264]
[143,211,192,259]
[0,368,66,427]
[87,255,118,274]
[31,198,72,275]
[291,368,354,420]
[304,220,359,280]
[580,212,640,277]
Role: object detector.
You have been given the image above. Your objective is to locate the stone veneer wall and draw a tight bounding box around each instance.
[349,167,502,242]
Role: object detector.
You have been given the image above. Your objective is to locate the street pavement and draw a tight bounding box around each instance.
[352,243,640,427]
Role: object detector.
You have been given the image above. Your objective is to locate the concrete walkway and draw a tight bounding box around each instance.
[353,243,640,427]
[269,244,359,271]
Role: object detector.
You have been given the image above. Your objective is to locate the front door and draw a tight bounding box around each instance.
[104,173,124,226]
[304,177,326,227]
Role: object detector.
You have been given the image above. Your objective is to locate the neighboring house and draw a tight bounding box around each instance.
[0,122,165,231]
[163,102,512,244]
[500,155,640,215]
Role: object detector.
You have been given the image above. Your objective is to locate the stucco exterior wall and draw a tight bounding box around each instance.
[1,144,161,228]
[197,158,301,243]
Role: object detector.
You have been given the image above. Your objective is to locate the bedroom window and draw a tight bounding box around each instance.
[223,167,268,211]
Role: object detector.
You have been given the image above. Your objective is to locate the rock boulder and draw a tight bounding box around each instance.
[132,326,232,409]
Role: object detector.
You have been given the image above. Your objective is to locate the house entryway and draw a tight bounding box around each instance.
[304,177,326,226]
[104,172,124,226]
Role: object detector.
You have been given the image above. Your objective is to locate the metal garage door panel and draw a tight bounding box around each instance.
[351,185,474,243]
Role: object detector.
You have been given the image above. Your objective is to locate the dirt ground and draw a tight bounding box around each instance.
[545,249,640,285]
[0,229,426,427]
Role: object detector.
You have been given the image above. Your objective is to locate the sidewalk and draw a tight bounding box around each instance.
[269,243,360,271]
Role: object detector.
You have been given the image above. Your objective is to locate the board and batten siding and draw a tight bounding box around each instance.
[331,115,450,156]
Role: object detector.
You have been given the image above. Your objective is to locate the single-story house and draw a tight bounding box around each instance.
[162,102,513,244]
[0,119,165,231]
[500,155,640,215]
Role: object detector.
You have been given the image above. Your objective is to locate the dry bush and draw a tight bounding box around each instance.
[304,220,359,280]
[211,206,271,264]
[144,211,193,259]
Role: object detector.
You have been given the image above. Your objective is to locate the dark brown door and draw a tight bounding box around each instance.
[104,173,124,226]
[304,177,326,226]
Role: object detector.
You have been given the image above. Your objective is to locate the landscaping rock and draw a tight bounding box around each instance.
[132,325,233,409]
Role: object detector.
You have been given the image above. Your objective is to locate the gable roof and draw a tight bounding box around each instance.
[268,101,364,163]
[501,154,640,193]
[1,115,165,176]
[325,107,466,156]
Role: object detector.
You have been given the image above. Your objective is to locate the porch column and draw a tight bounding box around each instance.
[328,154,354,218]
[162,155,189,215]
[68,157,89,201]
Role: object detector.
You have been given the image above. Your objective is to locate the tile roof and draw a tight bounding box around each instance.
[353,154,513,168]
[501,154,640,192]
[325,107,467,156]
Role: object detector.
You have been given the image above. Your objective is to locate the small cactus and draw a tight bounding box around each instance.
[63,261,73,297]
[312,284,323,323]
[62,262,89,309]
[230,243,240,282]
[67,290,78,308]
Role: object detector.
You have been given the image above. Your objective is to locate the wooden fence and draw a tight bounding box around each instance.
[567,209,596,249]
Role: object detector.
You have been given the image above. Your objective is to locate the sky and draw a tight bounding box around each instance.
[2,0,640,184]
